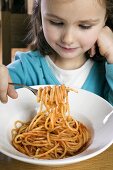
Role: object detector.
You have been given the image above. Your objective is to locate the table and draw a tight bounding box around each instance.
[0,144,113,170]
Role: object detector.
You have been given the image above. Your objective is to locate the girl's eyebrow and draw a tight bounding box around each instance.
[45,13,65,20]
[46,13,100,23]
[79,19,100,23]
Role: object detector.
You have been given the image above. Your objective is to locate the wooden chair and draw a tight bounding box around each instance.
[1,0,31,65]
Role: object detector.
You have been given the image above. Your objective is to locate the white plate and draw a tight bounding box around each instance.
[0,85,113,166]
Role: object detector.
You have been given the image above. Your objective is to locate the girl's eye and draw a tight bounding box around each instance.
[79,25,92,30]
[49,20,64,26]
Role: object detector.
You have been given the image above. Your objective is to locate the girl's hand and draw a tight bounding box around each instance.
[89,26,113,64]
[97,26,113,64]
[0,65,18,103]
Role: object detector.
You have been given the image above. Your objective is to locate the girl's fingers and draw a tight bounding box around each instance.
[97,26,113,63]
[0,65,18,103]
[89,44,96,57]
[7,82,18,99]
[0,65,9,103]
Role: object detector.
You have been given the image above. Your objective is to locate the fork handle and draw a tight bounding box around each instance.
[8,82,25,87]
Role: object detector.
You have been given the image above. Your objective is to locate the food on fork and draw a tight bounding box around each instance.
[12,85,90,159]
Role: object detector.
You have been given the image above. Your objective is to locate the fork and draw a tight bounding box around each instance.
[8,82,38,96]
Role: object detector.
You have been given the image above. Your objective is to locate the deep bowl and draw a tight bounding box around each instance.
[0,85,113,166]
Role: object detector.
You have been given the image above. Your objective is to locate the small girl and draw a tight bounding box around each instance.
[0,0,113,105]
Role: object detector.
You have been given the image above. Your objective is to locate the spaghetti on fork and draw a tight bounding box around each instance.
[12,85,90,159]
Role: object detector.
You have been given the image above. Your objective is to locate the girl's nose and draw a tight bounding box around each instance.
[61,28,75,46]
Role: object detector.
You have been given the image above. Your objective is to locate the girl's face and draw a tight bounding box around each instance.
[41,0,106,60]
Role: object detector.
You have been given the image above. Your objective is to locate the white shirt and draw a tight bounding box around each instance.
[45,56,94,89]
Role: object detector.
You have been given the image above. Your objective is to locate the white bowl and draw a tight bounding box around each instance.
[0,85,113,166]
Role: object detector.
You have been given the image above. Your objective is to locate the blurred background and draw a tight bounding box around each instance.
[0,0,33,65]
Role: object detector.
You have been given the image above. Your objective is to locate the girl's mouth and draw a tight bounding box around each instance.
[58,44,79,53]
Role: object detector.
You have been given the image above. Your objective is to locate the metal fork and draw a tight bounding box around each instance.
[8,82,38,96]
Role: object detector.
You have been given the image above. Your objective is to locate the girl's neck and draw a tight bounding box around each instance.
[49,54,87,70]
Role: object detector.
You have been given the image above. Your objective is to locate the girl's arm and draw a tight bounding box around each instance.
[104,63,113,105]
[97,26,113,105]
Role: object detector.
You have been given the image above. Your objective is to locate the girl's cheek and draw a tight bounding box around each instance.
[44,26,59,41]
[81,33,98,51]
[82,26,104,50]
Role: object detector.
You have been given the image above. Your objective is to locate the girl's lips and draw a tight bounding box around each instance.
[58,44,79,52]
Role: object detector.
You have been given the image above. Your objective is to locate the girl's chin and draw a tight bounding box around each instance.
[54,49,83,59]
[56,52,83,59]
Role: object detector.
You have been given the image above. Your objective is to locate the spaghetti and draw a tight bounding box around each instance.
[12,85,90,159]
